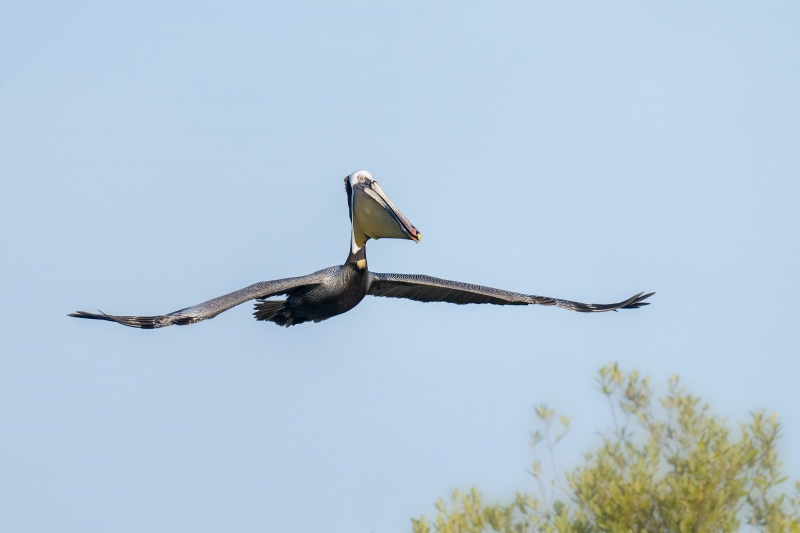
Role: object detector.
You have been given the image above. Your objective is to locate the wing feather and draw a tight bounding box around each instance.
[367,272,653,313]
[68,268,335,328]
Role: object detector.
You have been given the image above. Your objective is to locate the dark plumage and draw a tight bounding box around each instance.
[69,170,653,329]
[367,272,654,312]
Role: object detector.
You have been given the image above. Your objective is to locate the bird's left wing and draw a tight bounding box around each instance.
[367,272,653,312]
[69,269,334,328]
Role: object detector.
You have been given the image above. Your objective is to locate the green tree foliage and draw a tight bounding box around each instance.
[412,364,800,533]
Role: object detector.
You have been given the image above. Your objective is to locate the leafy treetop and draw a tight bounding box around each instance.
[412,363,800,533]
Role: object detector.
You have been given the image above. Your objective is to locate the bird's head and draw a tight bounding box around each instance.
[344,170,421,250]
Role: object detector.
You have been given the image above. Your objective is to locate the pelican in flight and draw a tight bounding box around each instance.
[70,170,653,328]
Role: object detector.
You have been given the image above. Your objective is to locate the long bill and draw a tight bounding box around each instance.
[352,181,421,248]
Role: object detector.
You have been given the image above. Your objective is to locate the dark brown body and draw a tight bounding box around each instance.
[253,248,369,327]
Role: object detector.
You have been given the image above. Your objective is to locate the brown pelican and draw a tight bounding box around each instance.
[69,170,653,328]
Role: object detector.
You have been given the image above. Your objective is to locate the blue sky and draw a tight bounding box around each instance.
[1,2,799,531]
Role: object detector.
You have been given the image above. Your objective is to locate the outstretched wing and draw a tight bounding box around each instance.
[367,272,653,312]
[69,268,335,329]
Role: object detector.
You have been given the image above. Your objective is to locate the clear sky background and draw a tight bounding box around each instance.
[1,2,799,532]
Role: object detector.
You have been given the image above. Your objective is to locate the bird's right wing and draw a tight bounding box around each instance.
[367,272,653,312]
[68,268,335,329]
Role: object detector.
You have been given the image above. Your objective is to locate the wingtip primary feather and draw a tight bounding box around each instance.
[68,309,170,328]
[68,310,107,320]
[620,291,655,310]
